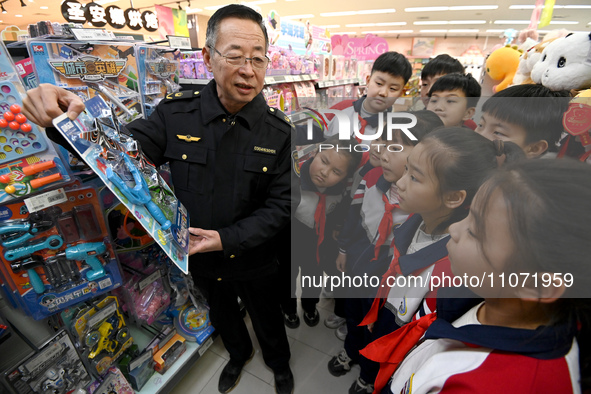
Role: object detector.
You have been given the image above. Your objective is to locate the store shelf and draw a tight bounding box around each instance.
[134,330,215,394]
[178,78,211,85]
[315,78,360,89]
[265,74,318,85]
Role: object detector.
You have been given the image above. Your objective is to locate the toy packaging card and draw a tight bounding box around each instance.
[51,96,189,274]
[0,186,123,320]
[71,296,133,377]
[88,367,134,394]
[0,41,71,204]
[135,45,180,118]
[4,329,92,394]
[27,39,143,125]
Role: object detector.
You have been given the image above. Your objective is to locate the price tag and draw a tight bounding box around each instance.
[285,76,294,82]
[168,35,192,50]
[24,188,67,213]
[138,270,161,291]
[130,349,154,371]
[71,28,114,41]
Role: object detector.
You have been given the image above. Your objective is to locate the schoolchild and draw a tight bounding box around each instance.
[325,51,412,144]
[348,128,524,393]
[426,73,481,128]
[281,135,362,328]
[363,158,591,393]
[475,83,571,158]
[327,111,444,383]
[415,54,465,109]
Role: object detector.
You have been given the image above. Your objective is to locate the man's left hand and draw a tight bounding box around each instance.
[188,228,223,255]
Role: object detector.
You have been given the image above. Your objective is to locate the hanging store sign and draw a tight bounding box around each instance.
[61,0,158,31]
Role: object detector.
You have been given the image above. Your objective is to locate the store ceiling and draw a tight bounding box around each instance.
[1,0,590,38]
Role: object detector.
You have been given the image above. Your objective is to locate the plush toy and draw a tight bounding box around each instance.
[530,32,591,91]
[485,45,522,92]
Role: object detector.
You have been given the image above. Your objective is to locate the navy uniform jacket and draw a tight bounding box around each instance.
[51,81,296,281]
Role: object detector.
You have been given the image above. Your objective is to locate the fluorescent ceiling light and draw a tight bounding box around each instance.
[320,11,357,17]
[15,14,22,17]
[357,8,396,14]
[40,5,48,8]
[346,23,376,27]
[450,20,487,24]
[405,5,497,12]
[448,29,479,33]
[363,30,387,34]
[388,30,413,33]
[283,14,314,19]
[334,32,357,35]
[450,5,497,10]
[320,9,395,17]
[486,29,506,32]
[420,29,447,33]
[414,21,449,25]
[494,20,532,24]
[320,25,340,28]
[549,21,579,25]
[405,7,448,12]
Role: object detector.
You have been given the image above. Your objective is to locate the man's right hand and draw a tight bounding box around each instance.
[22,84,85,128]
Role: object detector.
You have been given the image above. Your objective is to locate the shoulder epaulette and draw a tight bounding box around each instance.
[165,90,201,100]
[268,106,293,127]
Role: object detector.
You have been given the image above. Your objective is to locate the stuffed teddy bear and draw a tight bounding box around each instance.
[485,45,522,92]
[530,32,591,91]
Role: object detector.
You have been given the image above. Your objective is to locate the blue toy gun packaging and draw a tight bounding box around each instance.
[51,96,189,274]
[0,40,71,204]
[0,186,123,320]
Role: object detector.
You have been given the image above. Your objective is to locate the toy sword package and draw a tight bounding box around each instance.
[52,96,189,274]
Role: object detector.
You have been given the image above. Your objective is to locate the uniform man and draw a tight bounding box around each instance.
[23,5,295,394]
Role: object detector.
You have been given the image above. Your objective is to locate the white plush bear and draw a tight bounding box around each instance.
[530,32,591,91]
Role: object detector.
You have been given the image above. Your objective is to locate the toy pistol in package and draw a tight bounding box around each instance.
[52,96,189,273]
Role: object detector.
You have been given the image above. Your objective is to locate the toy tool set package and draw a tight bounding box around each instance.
[27,39,143,124]
[0,41,70,204]
[52,96,189,274]
[0,187,123,320]
[4,329,92,394]
[71,296,133,377]
[135,45,180,117]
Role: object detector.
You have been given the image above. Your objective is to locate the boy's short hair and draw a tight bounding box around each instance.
[371,51,412,84]
[428,73,482,108]
[320,134,363,176]
[421,54,464,80]
[482,84,571,151]
[387,109,444,146]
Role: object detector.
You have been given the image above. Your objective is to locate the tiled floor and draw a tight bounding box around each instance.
[170,296,359,394]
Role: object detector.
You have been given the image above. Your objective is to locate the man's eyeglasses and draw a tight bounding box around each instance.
[210,47,269,69]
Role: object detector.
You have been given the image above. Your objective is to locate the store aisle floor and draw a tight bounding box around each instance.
[170,296,359,393]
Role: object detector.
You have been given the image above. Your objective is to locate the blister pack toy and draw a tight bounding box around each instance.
[4,329,92,394]
[71,296,133,377]
[52,96,189,273]
[0,41,71,203]
[88,367,134,394]
[0,186,123,320]
[135,45,180,117]
[120,265,171,325]
[27,39,143,124]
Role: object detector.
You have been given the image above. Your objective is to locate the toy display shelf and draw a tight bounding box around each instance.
[179,73,320,86]
[315,78,360,89]
[130,325,216,394]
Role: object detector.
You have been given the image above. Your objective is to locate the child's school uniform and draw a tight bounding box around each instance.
[357,214,453,386]
[281,158,347,315]
[362,297,581,394]
[325,96,393,145]
[337,167,410,364]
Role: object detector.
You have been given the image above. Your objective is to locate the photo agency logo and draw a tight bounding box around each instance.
[302,108,418,152]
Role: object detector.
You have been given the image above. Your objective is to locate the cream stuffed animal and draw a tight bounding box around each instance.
[530,32,591,91]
